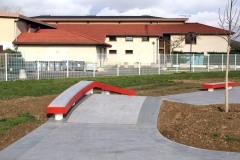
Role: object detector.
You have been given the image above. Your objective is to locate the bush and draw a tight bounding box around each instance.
[172,51,204,54]
[3,48,21,54]
[208,51,240,54]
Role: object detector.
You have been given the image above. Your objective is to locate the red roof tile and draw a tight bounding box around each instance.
[14,23,227,45]
[14,29,110,46]
[57,23,227,41]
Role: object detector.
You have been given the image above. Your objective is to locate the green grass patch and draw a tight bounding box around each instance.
[0,113,39,131]
[212,133,220,139]
[0,71,239,99]
[224,135,240,142]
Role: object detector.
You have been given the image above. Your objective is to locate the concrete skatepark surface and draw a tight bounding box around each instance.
[1,87,240,160]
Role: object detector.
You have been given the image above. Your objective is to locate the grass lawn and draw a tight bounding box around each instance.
[1,71,239,99]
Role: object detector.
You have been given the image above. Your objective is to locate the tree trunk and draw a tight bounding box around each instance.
[225,45,231,112]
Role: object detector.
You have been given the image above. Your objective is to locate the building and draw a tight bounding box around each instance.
[0,13,228,67]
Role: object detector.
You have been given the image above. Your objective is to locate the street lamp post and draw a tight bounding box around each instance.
[188,32,194,72]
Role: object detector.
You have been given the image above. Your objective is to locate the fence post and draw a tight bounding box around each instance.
[138,62,141,75]
[207,54,210,72]
[235,54,237,71]
[193,54,195,73]
[37,61,40,80]
[93,63,96,77]
[158,54,161,74]
[5,53,7,81]
[67,59,69,78]
[117,62,119,76]
[176,53,179,73]
[222,54,224,71]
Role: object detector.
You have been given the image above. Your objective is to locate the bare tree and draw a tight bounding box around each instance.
[13,6,23,14]
[0,6,11,13]
[219,0,240,112]
[170,35,185,54]
[167,35,185,65]
[0,6,24,14]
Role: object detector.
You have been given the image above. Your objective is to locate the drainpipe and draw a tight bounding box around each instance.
[14,19,19,42]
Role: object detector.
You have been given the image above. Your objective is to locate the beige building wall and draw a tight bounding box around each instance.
[106,37,158,65]
[0,18,29,50]
[0,18,16,49]
[171,35,228,54]
[16,35,229,68]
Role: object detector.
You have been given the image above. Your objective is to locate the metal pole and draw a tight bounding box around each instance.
[193,54,195,72]
[138,62,141,75]
[222,54,224,71]
[235,54,237,71]
[93,63,96,77]
[158,54,161,74]
[188,32,194,73]
[152,42,155,63]
[67,59,69,78]
[5,53,7,81]
[117,53,119,76]
[190,44,192,72]
[117,62,119,76]
[37,61,40,80]
[176,53,179,73]
[208,54,210,72]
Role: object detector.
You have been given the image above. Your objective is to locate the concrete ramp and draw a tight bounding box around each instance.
[67,94,146,125]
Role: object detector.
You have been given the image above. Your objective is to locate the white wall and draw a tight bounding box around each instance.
[106,37,158,65]
[171,35,228,54]
[18,45,98,62]
[17,35,229,67]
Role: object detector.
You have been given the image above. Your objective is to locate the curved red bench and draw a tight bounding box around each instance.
[46,81,136,120]
[202,81,237,91]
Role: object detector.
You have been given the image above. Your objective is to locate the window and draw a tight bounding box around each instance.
[142,36,149,41]
[125,50,133,54]
[109,36,117,41]
[185,35,197,44]
[125,36,133,41]
[109,50,117,54]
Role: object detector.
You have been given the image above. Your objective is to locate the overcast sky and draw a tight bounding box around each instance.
[0,0,239,28]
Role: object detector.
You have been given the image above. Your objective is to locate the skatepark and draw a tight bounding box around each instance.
[1,81,240,160]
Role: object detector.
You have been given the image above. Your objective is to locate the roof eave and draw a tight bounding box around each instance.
[0,13,56,29]
[34,17,188,23]
[13,41,111,47]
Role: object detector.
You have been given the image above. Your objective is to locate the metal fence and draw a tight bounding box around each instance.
[0,53,239,81]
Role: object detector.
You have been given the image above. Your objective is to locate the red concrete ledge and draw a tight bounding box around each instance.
[202,81,237,91]
[46,81,135,120]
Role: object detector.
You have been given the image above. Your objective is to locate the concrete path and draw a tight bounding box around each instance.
[1,87,240,160]
[165,86,240,105]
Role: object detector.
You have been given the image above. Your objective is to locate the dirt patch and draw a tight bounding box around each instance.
[128,82,200,96]
[0,95,56,150]
[158,100,240,152]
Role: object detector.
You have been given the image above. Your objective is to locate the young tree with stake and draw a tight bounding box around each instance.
[219,0,240,112]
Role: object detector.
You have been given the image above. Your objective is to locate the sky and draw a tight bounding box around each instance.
[0,0,239,28]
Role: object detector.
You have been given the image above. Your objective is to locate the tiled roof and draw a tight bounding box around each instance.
[57,23,227,41]
[14,23,227,45]
[14,29,111,46]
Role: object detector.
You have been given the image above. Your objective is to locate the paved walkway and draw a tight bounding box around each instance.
[1,87,240,160]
